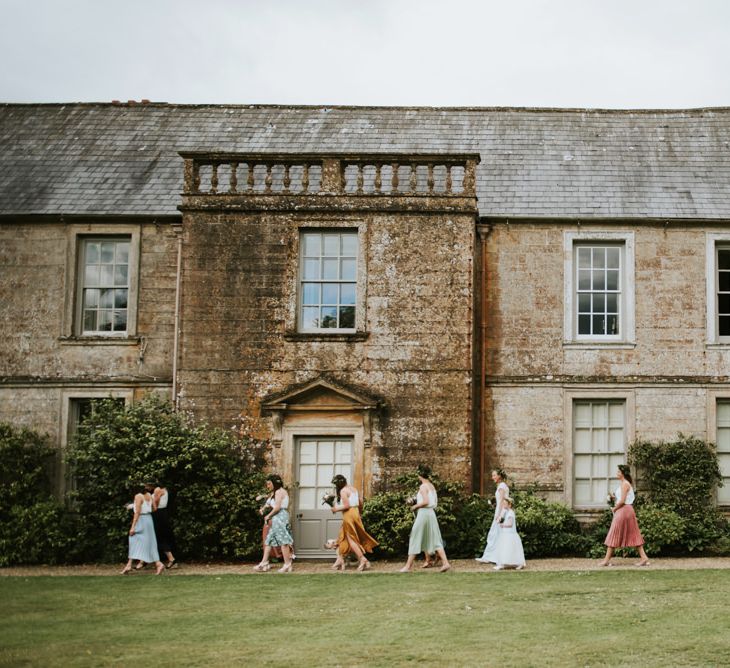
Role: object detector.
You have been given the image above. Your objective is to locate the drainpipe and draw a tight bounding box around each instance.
[476,221,492,495]
[171,224,183,410]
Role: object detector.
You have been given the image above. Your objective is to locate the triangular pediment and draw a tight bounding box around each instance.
[261,377,380,411]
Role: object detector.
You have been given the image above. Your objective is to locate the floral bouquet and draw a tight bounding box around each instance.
[255,493,269,502]
[321,493,336,507]
[405,495,417,507]
[606,493,616,508]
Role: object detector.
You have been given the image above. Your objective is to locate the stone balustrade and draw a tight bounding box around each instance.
[180,153,479,198]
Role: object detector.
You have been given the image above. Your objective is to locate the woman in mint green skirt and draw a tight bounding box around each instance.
[399,465,451,573]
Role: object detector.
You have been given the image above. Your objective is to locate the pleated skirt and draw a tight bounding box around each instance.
[336,507,378,557]
[151,507,175,554]
[408,507,444,555]
[128,514,160,563]
[604,505,645,548]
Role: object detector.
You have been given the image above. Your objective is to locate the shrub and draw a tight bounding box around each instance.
[629,435,725,552]
[635,503,686,555]
[511,487,588,558]
[66,395,268,562]
[0,423,76,566]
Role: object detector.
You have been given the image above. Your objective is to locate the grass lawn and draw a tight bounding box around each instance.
[1,570,729,667]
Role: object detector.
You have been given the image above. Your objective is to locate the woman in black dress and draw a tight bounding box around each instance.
[145,482,177,569]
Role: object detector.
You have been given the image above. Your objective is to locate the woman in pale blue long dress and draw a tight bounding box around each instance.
[120,489,164,575]
[476,469,509,564]
[399,465,451,573]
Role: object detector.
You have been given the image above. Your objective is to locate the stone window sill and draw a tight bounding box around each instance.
[58,335,141,346]
[563,341,636,350]
[283,331,369,342]
[706,343,730,350]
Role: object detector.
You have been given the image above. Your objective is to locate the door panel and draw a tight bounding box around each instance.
[294,437,353,557]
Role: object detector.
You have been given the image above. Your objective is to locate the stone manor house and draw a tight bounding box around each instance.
[2,103,730,554]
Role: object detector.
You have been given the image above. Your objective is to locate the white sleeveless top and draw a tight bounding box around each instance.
[267,492,289,509]
[347,490,360,507]
[417,489,438,509]
[157,490,168,509]
[140,498,153,514]
[616,484,635,505]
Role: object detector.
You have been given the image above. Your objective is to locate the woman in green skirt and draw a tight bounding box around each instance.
[399,465,451,573]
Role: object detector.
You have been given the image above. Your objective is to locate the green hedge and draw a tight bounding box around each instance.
[66,395,268,562]
[0,423,76,566]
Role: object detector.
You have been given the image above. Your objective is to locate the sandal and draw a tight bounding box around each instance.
[253,562,271,572]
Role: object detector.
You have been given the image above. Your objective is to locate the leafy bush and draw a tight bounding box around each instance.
[512,487,588,558]
[0,423,76,566]
[629,435,725,552]
[66,395,268,562]
[635,503,686,555]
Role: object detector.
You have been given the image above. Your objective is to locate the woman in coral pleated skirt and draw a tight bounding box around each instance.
[600,464,650,567]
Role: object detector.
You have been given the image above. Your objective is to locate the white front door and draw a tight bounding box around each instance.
[294,437,353,558]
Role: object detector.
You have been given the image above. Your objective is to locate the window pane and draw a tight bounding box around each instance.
[113,310,127,331]
[340,284,356,305]
[83,288,99,308]
[322,259,338,279]
[574,480,592,505]
[100,242,115,263]
[99,289,113,308]
[606,314,619,335]
[606,293,618,313]
[574,456,591,477]
[593,271,605,290]
[592,293,605,312]
[114,289,128,308]
[578,314,591,334]
[577,247,591,268]
[83,310,96,331]
[85,242,100,264]
[574,429,591,453]
[606,270,619,291]
[98,310,113,331]
[719,316,730,336]
[100,265,114,285]
[322,283,338,304]
[298,488,316,510]
[718,249,730,270]
[323,234,339,256]
[318,441,334,463]
[340,306,355,329]
[341,234,358,255]
[335,441,351,463]
[321,307,337,328]
[85,265,99,286]
[719,272,730,292]
[299,464,316,486]
[719,294,730,315]
[302,234,320,256]
[593,247,605,268]
[302,307,319,329]
[341,259,356,280]
[303,259,320,279]
[578,270,590,290]
[574,403,592,424]
[114,265,128,286]
[302,283,319,305]
[116,242,130,264]
[606,247,620,269]
[592,315,605,335]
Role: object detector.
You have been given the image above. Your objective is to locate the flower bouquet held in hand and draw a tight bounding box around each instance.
[607,493,616,508]
[321,493,336,508]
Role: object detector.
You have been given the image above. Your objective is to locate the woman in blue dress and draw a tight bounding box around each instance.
[121,486,165,575]
[254,474,295,573]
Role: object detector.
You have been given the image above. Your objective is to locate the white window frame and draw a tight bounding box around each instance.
[63,224,140,340]
[564,389,635,511]
[707,390,730,507]
[706,233,730,345]
[564,231,635,347]
[297,229,360,334]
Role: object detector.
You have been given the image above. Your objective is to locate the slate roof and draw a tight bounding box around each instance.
[1,103,730,219]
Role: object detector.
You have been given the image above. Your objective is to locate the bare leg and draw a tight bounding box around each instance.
[637,546,650,565]
[278,544,293,572]
[436,548,451,572]
[120,559,133,575]
[154,560,165,575]
[599,547,614,566]
[400,554,417,572]
[254,545,272,571]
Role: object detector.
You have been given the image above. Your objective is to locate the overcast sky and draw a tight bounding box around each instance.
[1,0,728,108]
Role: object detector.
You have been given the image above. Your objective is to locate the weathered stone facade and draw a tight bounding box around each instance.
[2,103,730,513]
